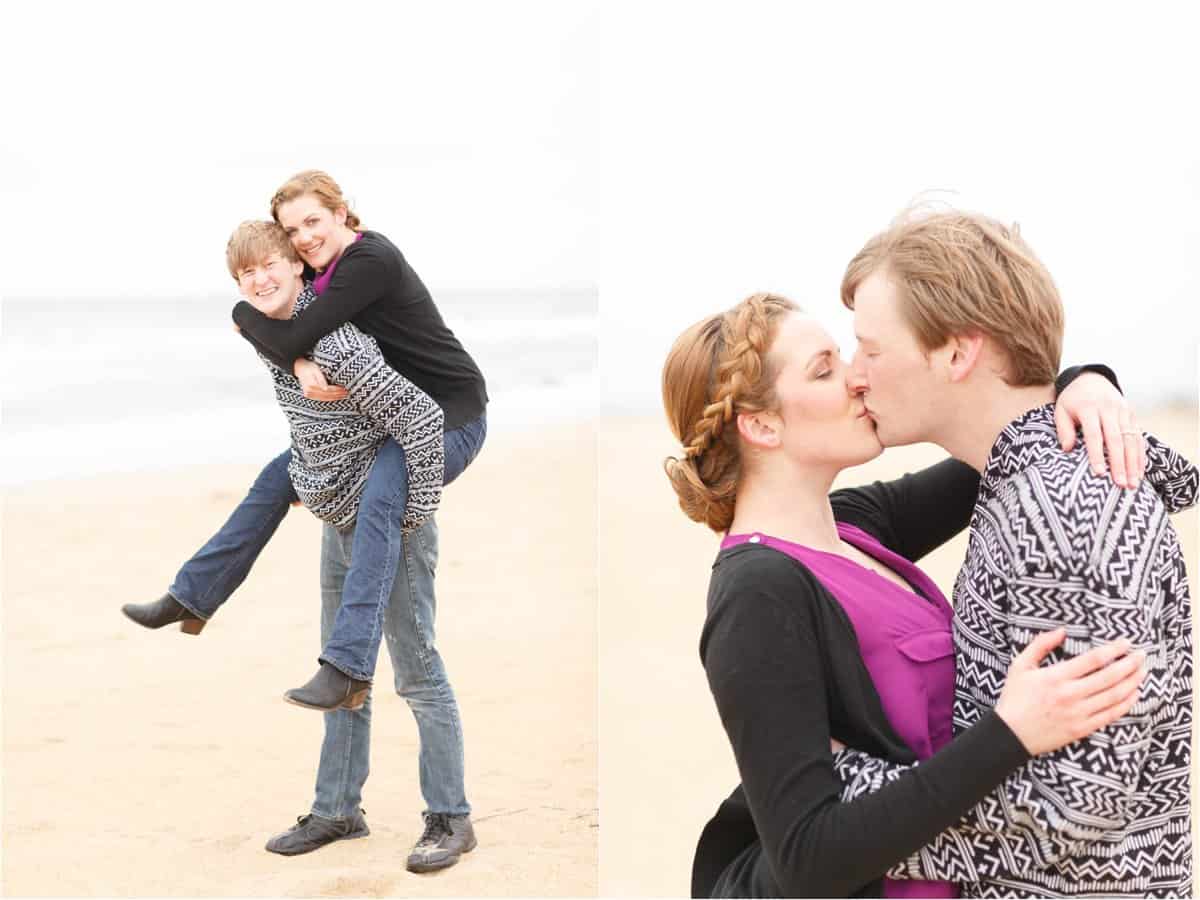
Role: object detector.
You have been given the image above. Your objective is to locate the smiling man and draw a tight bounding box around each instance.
[832,210,1196,897]
[225,220,445,533]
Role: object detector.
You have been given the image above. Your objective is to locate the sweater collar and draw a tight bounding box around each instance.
[979,403,1059,490]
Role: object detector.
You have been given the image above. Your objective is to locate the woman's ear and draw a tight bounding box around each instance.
[737,410,782,450]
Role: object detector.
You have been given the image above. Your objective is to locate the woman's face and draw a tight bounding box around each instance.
[764,312,883,469]
[275,193,350,271]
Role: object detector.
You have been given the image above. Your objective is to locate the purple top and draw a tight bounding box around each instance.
[722,523,958,899]
[312,232,364,296]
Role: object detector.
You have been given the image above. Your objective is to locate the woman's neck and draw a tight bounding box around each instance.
[727,462,842,553]
[317,227,361,273]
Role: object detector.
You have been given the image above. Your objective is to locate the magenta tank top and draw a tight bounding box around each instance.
[722,523,958,899]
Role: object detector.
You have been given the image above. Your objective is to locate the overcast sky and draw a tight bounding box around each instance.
[591,3,1200,408]
[4,2,1197,406]
[3,1,598,296]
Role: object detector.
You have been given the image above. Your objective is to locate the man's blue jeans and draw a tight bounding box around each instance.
[317,414,486,680]
[312,517,469,819]
[169,413,487,682]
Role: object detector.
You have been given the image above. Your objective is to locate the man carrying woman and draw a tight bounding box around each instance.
[122,171,486,872]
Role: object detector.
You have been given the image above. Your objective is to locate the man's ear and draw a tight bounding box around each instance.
[737,410,782,449]
[944,332,985,383]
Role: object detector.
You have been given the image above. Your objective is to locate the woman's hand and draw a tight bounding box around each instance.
[1055,372,1146,488]
[995,628,1144,756]
[293,358,349,402]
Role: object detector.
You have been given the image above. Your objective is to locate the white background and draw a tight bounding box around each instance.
[594,3,1200,411]
[2,1,598,295]
[2,2,1197,407]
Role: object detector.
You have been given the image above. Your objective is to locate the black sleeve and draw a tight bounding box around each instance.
[702,552,1029,898]
[830,458,979,563]
[1055,363,1121,396]
[231,243,390,362]
[234,318,291,371]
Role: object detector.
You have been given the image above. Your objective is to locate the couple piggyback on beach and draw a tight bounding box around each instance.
[121,170,487,873]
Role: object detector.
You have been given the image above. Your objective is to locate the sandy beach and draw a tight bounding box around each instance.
[598,408,1199,897]
[2,424,597,897]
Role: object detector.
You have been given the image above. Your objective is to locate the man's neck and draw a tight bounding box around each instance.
[264,285,303,320]
[932,382,1056,472]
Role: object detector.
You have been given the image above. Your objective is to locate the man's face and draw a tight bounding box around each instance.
[847,268,945,448]
[236,253,305,319]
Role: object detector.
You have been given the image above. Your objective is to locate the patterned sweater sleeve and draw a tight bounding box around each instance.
[308,323,445,532]
[833,434,1198,882]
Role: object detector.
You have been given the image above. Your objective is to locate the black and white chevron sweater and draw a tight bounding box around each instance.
[257,285,444,532]
[837,404,1197,897]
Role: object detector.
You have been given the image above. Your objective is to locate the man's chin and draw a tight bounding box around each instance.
[251,302,292,320]
[872,420,918,450]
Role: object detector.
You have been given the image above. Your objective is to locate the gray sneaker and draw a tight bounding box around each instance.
[405,812,477,873]
[265,809,369,856]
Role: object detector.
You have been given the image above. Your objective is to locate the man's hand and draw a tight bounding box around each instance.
[1055,371,1146,488]
[293,358,349,402]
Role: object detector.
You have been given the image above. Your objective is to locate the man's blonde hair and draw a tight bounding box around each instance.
[840,209,1064,386]
[225,220,301,281]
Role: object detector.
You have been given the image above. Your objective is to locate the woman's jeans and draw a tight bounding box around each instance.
[168,412,488,683]
[313,516,469,818]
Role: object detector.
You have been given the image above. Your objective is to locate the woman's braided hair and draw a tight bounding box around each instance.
[662,292,798,532]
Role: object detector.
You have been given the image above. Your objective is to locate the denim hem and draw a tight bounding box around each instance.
[167,590,210,622]
[317,655,373,684]
[309,805,359,822]
[424,805,472,817]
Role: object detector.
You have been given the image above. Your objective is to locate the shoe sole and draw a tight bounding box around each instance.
[120,609,206,635]
[282,688,368,712]
[265,825,370,856]
[406,837,477,874]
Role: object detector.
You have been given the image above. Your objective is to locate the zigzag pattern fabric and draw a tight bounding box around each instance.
[257,285,445,532]
[837,405,1196,897]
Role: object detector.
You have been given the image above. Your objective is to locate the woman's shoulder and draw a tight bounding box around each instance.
[346,230,405,264]
[701,543,844,670]
[705,545,826,627]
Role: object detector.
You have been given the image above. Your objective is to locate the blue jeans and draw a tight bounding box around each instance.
[312,517,469,818]
[169,414,488,680]
[319,413,487,680]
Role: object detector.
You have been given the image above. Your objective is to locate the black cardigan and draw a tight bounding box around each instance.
[694,460,1030,898]
[233,230,488,431]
